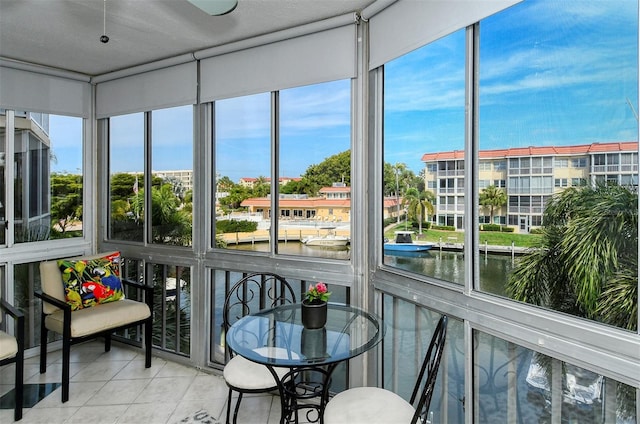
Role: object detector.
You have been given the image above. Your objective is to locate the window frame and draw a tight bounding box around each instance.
[371,14,639,404]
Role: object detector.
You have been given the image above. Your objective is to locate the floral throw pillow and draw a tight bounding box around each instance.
[57,252,125,310]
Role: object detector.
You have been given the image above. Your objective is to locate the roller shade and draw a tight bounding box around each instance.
[96,61,197,118]
[200,24,356,102]
[369,0,523,70]
[0,65,91,118]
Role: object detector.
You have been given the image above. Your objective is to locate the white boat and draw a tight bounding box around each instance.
[165,277,187,301]
[384,230,434,252]
[302,227,350,247]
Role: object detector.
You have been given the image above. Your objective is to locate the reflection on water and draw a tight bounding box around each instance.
[229,242,514,295]
[228,241,351,260]
[384,250,516,296]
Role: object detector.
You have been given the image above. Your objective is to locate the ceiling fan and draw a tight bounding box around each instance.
[187,0,238,15]
[99,0,238,44]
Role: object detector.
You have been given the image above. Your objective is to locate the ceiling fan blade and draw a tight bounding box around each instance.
[187,0,238,16]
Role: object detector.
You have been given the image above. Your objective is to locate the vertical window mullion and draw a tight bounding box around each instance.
[271,91,279,256]
[144,111,152,245]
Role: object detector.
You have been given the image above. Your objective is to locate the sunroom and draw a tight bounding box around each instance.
[0,0,638,423]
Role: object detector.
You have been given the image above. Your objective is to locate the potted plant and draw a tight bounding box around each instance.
[301,282,331,329]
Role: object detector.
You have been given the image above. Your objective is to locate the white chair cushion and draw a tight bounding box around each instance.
[324,387,416,424]
[0,330,18,361]
[223,347,299,390]
[223,355,280,390]
[44,299,150,338]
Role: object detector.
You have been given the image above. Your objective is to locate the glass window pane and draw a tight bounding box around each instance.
[383,30,466,284]
[478,0,638,331]
[49,115,83,240]
[278,80,351,260]
[214,93,271,251]
[14,261,45,350]
[152,263,191,355]
[109,113,144,242]
[474,331,636,423]
[151,105,193,246]
[12,112,83,243]
[381,296,464,422]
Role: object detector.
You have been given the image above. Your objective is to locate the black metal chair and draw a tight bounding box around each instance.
[0,299,25,421]
[222,272,297,424]
[36,252,154,403]
[323,315,448,424]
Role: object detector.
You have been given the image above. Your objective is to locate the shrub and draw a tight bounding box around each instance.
[383,217,397,227]
[500,226,514,232]
[411,221,431,230]
[480,224,502,232]
[431,225,455,231]
[216,219,258,233]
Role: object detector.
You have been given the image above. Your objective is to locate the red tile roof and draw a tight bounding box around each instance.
[241,197,351,208]
[319,186,351,193]
[239,177,302,183]
[421,142,638,161]
[383,197,401,208]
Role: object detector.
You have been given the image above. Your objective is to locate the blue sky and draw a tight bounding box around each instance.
[383,0,638,172]
[51,0,638,180]
[213,81,351,181]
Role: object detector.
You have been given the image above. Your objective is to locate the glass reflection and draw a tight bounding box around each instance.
[474,331,636,423]
[383,29,466,283]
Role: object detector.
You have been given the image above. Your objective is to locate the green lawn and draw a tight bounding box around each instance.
[385,225,542,248]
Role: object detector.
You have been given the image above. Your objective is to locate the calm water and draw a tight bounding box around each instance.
[384,249,516,296]
[228,241,351,260]
[229,242,515,296]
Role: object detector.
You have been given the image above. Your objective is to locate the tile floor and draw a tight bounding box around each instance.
[0,340,286,424]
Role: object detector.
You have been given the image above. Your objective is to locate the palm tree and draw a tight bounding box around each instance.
[507,184,637,419]
[151,184,192,245]
[253,176,270,198]
[507,183,637,330]
[405,188,435,234]
[479,185,507,224]
[393,163,407,224]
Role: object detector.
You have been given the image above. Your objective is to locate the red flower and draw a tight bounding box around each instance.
[305,282,331,303]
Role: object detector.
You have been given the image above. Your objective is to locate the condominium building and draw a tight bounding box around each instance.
[154,169,194,192]
[423,142,639,233]
[1,110,52,242]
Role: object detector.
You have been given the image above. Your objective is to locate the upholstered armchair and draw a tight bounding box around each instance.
[0,299,25,421]
[35,252,153,403]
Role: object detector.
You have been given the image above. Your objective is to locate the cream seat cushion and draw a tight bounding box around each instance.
[323,386,416,424]
[0,330,18,361]
[44,299,150,338]
[223,347,299,390]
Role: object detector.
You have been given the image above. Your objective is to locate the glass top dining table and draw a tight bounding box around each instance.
[225,302,385,368]
[226,302,385,423]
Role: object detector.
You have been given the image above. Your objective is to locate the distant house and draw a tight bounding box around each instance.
[241,182,352,222]
[319,183,350,199]
[383,197,402,221]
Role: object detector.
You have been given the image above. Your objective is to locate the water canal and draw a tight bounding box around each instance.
[230,241,517,296]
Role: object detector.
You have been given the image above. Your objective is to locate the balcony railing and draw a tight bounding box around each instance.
[375,287,627,423]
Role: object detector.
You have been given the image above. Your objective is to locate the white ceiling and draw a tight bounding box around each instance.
[0,0,376,77]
